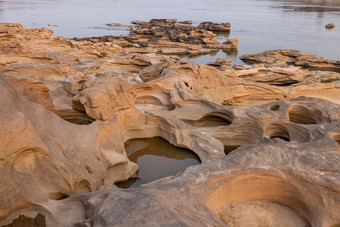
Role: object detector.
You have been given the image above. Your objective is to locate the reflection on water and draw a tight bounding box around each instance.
[278,0,340,6]
[0,0,339,63]
[116,137,201,188]
[186,48,242,65]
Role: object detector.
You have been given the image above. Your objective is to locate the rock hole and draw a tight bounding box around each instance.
[85,165,94,174]
[332,134,340,145]
[184,82,189,87]
[270,104,280,111]
[288,105,322,124]
[116,137,201,188]
[1,213,46,227]
[265,124,290,142]
[204,174,312,227]
[54,110,95,125]
[49,192,69,200]
[136,95,175,111]
[224,145,240,155]
[217,201,310,227]
[270,135,290,141]
[182,111,233,127]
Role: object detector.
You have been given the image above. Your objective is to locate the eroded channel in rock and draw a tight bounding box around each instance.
[116,137,201,188]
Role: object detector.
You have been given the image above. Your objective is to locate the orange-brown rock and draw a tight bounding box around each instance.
[1,22,340,227]
[107,19,238,55]
[326,23,335,29]
[240,49,340,72]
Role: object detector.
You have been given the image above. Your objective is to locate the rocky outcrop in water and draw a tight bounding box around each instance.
[326,23,335,29]
[1,22,340,227]
[240,49,340,72]
[101,19,237,55]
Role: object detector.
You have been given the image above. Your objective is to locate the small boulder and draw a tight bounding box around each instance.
[325,23,335,29]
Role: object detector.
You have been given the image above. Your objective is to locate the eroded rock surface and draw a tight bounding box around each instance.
[240,49,340,72]
[86,19,238,56]
[1,22,340,227]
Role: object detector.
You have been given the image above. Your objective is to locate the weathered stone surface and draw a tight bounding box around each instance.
[240,49,340,72]
[59,97,340,227]
[0,76,137,226]
[208,57,232,70]
[197,21,231,32]
[104,19,238,55]
[1,22,340,227]
[79,76,136,121]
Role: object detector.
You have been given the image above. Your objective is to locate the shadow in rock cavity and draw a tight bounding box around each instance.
[116,137,201,189]
[1,214,45,227]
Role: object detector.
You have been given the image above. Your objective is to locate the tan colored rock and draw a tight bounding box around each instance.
[79,76,136,121]
[117,19,238,55]
[55,97,340,227]
[326,23,335,29]
[1,22,340,227]
[208,58,232,70]
[0,76,137,226]
[240,49,340,71]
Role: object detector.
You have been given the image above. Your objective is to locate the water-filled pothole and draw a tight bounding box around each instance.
[116,137,201,188]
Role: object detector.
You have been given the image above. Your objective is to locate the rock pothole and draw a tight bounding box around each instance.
[288,105,322,124]
[116,137,201,188]
[217,201,310,227]
[270,104,280,111]
[264,123,311,143]
[204,173,312,227]
[182,111,233,127]
[224,145,241,155]
[54,110,95,125]
[265,124,291,142]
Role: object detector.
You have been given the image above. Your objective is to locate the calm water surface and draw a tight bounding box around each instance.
[116,137,200,188]
[0,0,339,64]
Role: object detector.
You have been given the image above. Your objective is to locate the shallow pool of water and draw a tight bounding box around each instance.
[116,137,201,188]
[1,0,339,64]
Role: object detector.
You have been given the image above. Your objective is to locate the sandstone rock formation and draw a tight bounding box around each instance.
[240,49,340,72]
[1,22,340,227]
[98,19,237,55]
[326,23,335,29]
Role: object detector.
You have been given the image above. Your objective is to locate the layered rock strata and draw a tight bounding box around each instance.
[1,22,340,227]
[91,19,238,55]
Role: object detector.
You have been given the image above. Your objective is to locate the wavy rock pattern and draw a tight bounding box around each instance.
[0,22,340,227]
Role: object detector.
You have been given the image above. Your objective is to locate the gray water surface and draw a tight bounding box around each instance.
[0,0,339,64]
[116,137,201,188]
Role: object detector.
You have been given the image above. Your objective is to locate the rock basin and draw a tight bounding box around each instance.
[116,137,201,188]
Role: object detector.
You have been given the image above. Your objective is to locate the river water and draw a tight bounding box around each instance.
[0,0,339,64]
